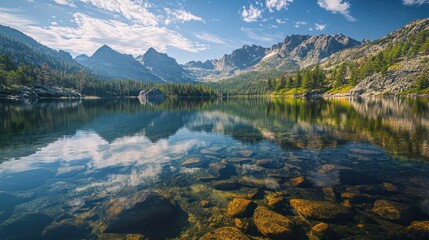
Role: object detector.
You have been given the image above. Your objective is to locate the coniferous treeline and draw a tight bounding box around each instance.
[0,54,218,97]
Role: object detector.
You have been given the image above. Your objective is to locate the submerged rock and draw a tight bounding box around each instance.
[406,221,429,239]
[372,200,412,223]
[42,218,90,239]
[322,188,337,202]
[213,179,240,190]
[200,227,250,240]
[266,192,285,209]
[239,176,280,190]
[104,191,173,233]
[226,198,257,217]
[340,192,374,203]
[290,199,352,220]
[256,159,283,169]
[199,200,210,208]
[290,176,312,188]
[309,222,331,240]
[236,150,254,158]
[234,218,251,232]
[182,158,205,168]
[253,206,296,239]
[208,162,236,179]
[227,158,255,164]
[0,213,52,240]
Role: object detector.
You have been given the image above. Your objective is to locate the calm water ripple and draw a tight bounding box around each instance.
[0,97,428,239]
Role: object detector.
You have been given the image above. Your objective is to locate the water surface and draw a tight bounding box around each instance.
[0,97,428,239]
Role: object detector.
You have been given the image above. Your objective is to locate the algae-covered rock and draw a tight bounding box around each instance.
[309,222,331,240]
[372,200,412,223]
[42,218,90,239]
[290,176,312,187]
[227,198,257,218]
[253,206,296,239]
[266,192,285,209]
[290,199,352,220]
[199,200,210,208]
[406,221,429,239]
[0,213,52,240]
[200,227,251,240]
[234,218,252,232]
[104,191,173,233]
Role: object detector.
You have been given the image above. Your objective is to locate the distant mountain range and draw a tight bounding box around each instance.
[184,34,361,81]
[0,18,428,91]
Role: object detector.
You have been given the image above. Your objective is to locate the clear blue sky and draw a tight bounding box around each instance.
[1,0,429,63]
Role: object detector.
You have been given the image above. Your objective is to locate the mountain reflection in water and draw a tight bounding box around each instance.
[0,97,428,239]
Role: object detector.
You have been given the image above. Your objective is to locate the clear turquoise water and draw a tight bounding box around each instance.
[0,97,428,239]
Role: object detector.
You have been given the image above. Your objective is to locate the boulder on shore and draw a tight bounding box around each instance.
[138,87,164,98]
[104,191,173,233]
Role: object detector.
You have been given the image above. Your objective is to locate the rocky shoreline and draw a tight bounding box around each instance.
[0,85,82,99]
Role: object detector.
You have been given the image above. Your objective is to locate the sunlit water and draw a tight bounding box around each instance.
[0,97,428,239]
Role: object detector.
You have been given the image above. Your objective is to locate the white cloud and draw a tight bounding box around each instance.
[315,23,327,30]
[0,2,209,55]
[194,32,227,44]
[317,0,356,22]
[79,0,158,26]
[240,27,278,42]
[276,19,286,24]
[241,4,262,22]
[266,0,293,12]
[403,0,429,5]
[294,21,307,28]
[0,11,207,55]
[54,0,76,7]
[164,8,205,24]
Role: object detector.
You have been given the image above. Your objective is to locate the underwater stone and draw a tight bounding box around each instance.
[208,162,236,179]
[322,188,337,202]
[256,159,283,169]
[309,222,331,240]
[42,218,90,239]
[226,198,257,217]
[227,158,255,164]
[213,179,240,190]
[236,150,254,158]
[182,158,205,168]
[290,176,312,187]
[406,221,429,239]
[199,227,251,240]
[372,200,413,223]
[290,199,352,220]
[0,213,52,240]
[104,191,173,233]
[253,206,296,239]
